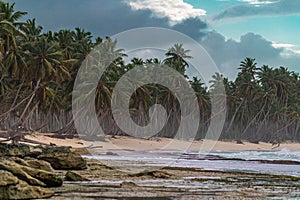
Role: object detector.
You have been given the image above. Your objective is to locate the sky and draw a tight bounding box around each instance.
[7,0,300,79]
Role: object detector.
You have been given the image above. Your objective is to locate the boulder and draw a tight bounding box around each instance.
[25,158,54,172]
[65,171,90,181]
[0,160,63,187]
[38,152,87,170]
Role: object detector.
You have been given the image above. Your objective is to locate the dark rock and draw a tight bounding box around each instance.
[19,164,63,187]
[41,146,72,154]
[38,152,87,170]
[0,143,31,158]
[106,151,118,156]
[130,170,172,179]
[253,159,300,165]
[65,171,90,181]
[249,140,260,144]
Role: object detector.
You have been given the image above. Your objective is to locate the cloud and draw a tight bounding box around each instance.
[272,42,300,57]
[200,31,300,79]
[240,0,278,5]
[213,0,300,21]
[8,0,300,78]
[126,0,206,25]
[10,0,207,40]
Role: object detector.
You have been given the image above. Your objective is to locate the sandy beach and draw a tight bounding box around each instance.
[2,132,298,152]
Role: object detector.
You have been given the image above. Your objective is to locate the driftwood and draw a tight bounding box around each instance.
[0,125,49,146]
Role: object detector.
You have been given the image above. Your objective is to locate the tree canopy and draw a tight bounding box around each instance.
[0,1,299,143]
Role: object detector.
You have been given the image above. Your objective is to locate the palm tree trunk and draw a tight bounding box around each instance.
[19,78,41,125]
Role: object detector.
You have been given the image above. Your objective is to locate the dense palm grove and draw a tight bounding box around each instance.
[0,2,299,142]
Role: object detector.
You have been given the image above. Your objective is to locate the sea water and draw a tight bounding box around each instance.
[84,149,300,177]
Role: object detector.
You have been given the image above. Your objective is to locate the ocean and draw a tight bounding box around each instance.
[84,149,300,177]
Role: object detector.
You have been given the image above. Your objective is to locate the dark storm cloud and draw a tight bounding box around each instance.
[213,0,300,21]
[173,18,208,40]
[200,31,300,79]
[9,0,207,39]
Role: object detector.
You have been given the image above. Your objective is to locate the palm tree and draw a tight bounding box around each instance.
[20,18,42,41]
[54,29,75,60]
[0,2,27,53]
[19,36,70,124]
[164,43,192,75]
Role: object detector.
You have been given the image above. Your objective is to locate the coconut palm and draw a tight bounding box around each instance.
[164,43,192,75]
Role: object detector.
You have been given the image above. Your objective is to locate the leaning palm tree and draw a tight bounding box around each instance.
[19,36,70,125]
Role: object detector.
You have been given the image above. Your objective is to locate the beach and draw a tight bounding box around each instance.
[13,133,300,152]
[1,133,300,199]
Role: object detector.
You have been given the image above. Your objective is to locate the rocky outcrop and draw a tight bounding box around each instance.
[0,143,87,170]
[0,170,19,186]
[0,143,89,199]
[25,158,54,172]
[10,157,54,172]
[0,170,54,199]
[0,159,63,187]
[38,151,87,170]
[0,160,46,187]
[0,143,31,158]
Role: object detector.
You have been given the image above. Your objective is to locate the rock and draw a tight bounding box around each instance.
[28,145,44,157]
[9,157,53,172]
[0,143,73,158]
[130,170,173,179]
[0,143,31,158]
[0,160,63,187]
[10,157,30,166]
[65,171,90,181]
[106,151,118,156]
[0,170,19,187]
[121,181,138,187]
[41,146,72,154]
[25,158,53,172]
[0,179,54,200]
[0,160,46,187]
[38,152,87,170]
[19,164,63,187]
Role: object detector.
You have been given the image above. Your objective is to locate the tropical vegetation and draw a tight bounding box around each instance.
[0,1,299,142]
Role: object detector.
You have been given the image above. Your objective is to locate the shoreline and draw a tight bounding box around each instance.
[1,133,300,152]
[1,138,299,199]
